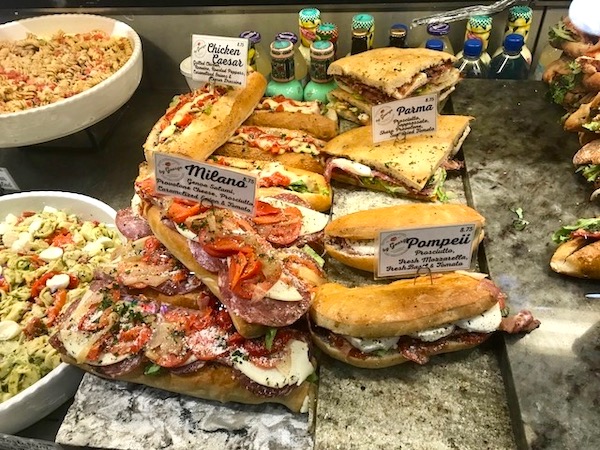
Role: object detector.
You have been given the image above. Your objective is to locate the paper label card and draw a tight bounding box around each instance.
[371,94,438,144]
[154,153,256,216]
[376,223,478,278]
[191,34,248,87]
[0,168,19,191]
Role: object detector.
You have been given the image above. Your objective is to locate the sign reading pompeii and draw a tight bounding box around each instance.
[376,223,478,278]
[191,34,249,87]
[154,152,257,216]
[371,93,438,144]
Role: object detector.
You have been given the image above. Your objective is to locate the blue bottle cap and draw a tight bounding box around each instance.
[463,38,483,57]
[504,33,525,52]
[276,31,298,45]
[239,30,261,44]
[391,23,408,32]
[425,38,444,51]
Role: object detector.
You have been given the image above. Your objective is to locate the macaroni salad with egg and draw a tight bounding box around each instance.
[0,206,121,402]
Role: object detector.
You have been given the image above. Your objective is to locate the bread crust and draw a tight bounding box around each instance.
[309,326,486,369]
[310,273,498,338]
[144,71,267,165]
[244,111,339,141]
[61,354,313,412]
[550,237,600,279]
[328,48,457,100]
[214,143,325,174]
[564,91,600,133]
[573,139,600,165]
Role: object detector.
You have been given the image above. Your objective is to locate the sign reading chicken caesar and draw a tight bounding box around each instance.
[377,223,477,278]
[191,34,248,87]
[154,153,257,216]
[371,94,438,144]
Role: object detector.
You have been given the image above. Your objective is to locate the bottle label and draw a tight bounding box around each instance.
[191,34,248,87]
[271,57,295,82]
[309,57,332,82]
[371,94,438,144]
[376,223,478,278]
[154,152,257,217]
[300,27,318,48]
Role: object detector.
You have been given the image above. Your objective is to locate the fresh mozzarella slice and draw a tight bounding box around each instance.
[265,278,303,302]
[330,158,372,177]
[344,336,399,353]
[0,320,21,341]
[46,273,70,291]
[409,324,456,342]
[175,222,199,242]
[454,302,502,333]
[39,245,63,262]
[260,197,329,235]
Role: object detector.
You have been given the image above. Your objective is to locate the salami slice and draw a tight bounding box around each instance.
[116,207,152,240]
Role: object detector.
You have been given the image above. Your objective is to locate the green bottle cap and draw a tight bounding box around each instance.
[299,8,321,26]
[352,13,374,31]
[468,15,492,31]
[508,6,533,23]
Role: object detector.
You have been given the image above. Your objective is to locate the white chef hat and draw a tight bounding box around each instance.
[569,0,600,36]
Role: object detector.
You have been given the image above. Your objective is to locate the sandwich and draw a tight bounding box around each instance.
[243,95,339,140]
[322,115,473,201]
[326,47,461,124]
[49,280,317,412]
[548,17,600,59]
[564,91,600,133]
[143,71,267,167]
[309,272,540,368]
[213,125,328,174]
[551,216,600,278]
[324,203,485,272]
[572,139,600,199]
[543,57,591,111]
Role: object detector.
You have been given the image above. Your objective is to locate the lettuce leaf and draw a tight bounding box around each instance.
[576,164,600,182]
[552,217,600,243]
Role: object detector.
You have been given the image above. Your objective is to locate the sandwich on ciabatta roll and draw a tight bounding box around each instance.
[322,115,472,201]
[326,48,460,124]
[309,272,540,368]
[324,203,485,272]
[551,216,600,279]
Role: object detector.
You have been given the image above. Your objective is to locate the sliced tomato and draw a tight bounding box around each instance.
[109,325,153,356]
[30,271,59,298]
[175,113,193,129]
[0,278,10,292]
[50,229,74,247]
[229,250,262,291]
[255,201,281,218]
[253,207,303,246]
[166,200,202,224]
[68,274,79,289]
[78,303,113,332]
[242,329,296,358]
[141,236,164,264]
[135,176,156,198]
[258,172,291,188]
[46,289,67,327]
[203,236,245,258]
[86,332,113,362]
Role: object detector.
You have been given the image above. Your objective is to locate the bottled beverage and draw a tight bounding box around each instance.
[352,13,375,50]
[350,28,370,55]
[456,15,492,65]
[239,30,271,79]
[298,8,321,66]
[275,31,308,85]
[425,39,445,52]
[492,6,533,65]
[388,23,408,48]
[488,33,530,80]
[455,39,489,78]
[533,43,563,80]
[316,22,339,58]
[266,40,304,101]
[304,40,337,103]
[421,22,454,54]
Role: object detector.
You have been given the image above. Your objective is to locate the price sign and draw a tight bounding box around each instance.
[191,34,248,87]
[0,168,19,191]
[371,94,438,144]
[154,153,256,216]
[376,223,478,278]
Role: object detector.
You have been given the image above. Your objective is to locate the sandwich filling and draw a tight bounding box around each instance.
[227,126,325,156]
[255,95,322,115]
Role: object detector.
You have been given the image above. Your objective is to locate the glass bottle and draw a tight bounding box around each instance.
[352,13,375,50]
[455,39,489,78]
[316,22,339,58]
[350,28,370,55]
[456,15,492,65]
[488,33,530,80]
[425,39,445,52]
[275,31,308,85]
[239,30,271,79]
[421,22,454,54]
[304,40,337,103]
[492,6,533,65]
[266,40,304,101]
[298,7,321,66]
[388,23,408,48]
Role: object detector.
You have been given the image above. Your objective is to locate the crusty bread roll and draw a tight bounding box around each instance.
[324,203,485,272]
[310,273,498,339]
[244,110,338,141]
[550,237,600,279]
[144,71,267,166]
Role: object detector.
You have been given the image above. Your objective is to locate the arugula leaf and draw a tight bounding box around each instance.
[583,121,600,132]
[552,217,600,243]
[144,364,162,376]
[264,328,278,351]
[511,207,529,231]
[548,21,576,46]
[287,180,310,193]
[576,164,600,183]
[548,62,582,106]
[302,245,325,268]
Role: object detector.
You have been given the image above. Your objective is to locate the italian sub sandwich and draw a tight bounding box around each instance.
[322,115,472,201]
[213,125,328,174]
[143,71,267,166]
[324,203,485,272]
[551,216,600,279]
[309,272,540,368]
[49,281,316,412]
[548,17,600,59]
[572,139,600,200]
[564,91,600,133]
[326,47,461,124]
[243,95,339,140]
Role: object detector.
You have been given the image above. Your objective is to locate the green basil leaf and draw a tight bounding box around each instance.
[265,328,278,351]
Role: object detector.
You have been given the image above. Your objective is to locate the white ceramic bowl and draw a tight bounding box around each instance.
[0,14,143,148]
[0,191,118,434]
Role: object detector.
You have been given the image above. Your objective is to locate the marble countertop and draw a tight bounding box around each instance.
[5,80,598,450]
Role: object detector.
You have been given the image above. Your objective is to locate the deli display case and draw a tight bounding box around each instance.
[0,2,598,450]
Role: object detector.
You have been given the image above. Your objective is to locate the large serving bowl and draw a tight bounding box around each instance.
[0,191,118,434]
[0,14,143,148]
